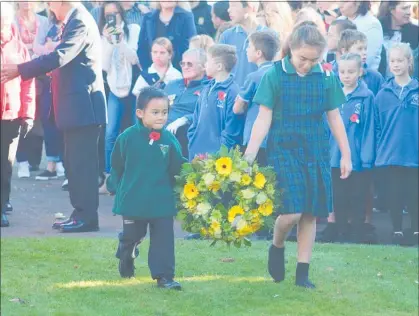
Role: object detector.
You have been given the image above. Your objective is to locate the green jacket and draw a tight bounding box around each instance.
[106,121,186,218]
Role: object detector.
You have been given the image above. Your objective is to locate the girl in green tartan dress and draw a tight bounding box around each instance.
[244,25,352,288]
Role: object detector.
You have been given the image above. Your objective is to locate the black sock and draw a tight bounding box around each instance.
[268,244,285,282]
[296,262,310,282]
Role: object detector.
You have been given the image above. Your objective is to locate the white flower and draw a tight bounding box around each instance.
[241,188,256,199]
[213,228,222,238]
[196,202,211,216]
[203,173,216,186]
[256,192,268,205]
[229,171,242,183]
[236,218,247,230]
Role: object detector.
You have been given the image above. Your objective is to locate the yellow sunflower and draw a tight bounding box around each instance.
[184,183,199,200]
[228,205,245,223]
[253,173,267,189]
[215,157,233,176]
[209,181,221,193]
[241,174,252,186]
[236,219,253,236]
[258,199,273,216]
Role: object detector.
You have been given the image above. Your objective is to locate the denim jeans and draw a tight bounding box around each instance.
[38,77,64,163]
[105,92,136,173]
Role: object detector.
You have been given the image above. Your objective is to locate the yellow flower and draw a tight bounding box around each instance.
[251,221,262,233]
[210,220,221,231]
[209,221,222,238]
[241,174,252,186]
[228,205,244,223]
[209,181,221,193]
[200,227,208,236]
[186,200,197,209]
[258,199,273,216]
[184,183,199,200]
[253,173,267,189]
[236,219,253,236]
[250,209,260,222]
[215,157,233,176]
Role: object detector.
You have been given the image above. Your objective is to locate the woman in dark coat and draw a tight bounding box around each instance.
[137,2,197,71]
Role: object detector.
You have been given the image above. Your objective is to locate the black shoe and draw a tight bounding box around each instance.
[59,220,99,233]
[1,213,10,227]
[4,202,13,213]
[295,278,316,289]
[52,217,73,229]
[157,278,182,290]
[392,232,404,245]
[61,179,68,191]
[317,223,338,243]
[119,257,135,278]
[268,245,285,282]
[36,170,58,181]
[184,233,201,240]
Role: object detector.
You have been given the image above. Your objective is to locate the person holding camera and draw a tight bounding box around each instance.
[99,1,141,194]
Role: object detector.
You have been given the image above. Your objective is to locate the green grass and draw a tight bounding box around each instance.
[1,238,418,316]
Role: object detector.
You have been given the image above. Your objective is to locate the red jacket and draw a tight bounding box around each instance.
[0,25,35,121]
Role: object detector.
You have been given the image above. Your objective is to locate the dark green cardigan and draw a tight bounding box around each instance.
[106,121,186,218]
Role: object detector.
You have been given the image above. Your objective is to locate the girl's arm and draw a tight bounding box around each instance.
[118,24,140,65]
[326,108,352,179]
[360,95,376,168]
[244,106,272,163]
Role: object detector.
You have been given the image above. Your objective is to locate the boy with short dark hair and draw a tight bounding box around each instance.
[336,29,384,96]
[187,44,244,160]
[233,31,279,166]
[326,19,357,62]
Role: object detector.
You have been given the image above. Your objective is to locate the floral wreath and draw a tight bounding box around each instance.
[175,146,281,247]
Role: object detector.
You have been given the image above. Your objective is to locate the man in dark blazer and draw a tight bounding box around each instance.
[1,1,107,233]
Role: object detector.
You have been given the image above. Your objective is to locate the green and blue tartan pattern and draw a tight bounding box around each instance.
[266,63,332,217]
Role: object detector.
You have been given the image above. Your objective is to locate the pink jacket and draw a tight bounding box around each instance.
[1,24,35,121]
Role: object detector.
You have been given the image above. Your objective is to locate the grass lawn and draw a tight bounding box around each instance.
[1,238,418,316]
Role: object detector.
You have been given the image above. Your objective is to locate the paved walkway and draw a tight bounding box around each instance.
[1,164,407,244]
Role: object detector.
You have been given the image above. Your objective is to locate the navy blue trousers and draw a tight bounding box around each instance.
[116,216,175,280]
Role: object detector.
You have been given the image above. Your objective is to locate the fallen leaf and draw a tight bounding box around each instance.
[10,298,25,304]
[273,294,279,298]
[220,258,235,263]
[74,265,79,269]
[377,272,383,278]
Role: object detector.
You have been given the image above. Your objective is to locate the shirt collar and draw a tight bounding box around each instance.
[258,61,273,69]
[63,6,77,25]
[281,55,323,75]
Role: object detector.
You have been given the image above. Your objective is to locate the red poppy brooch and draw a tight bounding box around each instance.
[149,131,161,145]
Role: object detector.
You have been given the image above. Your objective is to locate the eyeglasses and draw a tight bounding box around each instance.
[180,61,194,68]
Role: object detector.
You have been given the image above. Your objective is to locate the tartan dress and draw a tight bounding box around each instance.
[255,59,337,217]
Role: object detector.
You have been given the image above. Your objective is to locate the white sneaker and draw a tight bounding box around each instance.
[56,162,65,177]
[18,162,30,178]
[61,179,68,191]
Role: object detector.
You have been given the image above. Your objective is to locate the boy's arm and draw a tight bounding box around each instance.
[360,95,376,168]
[169,135,187,179]
[233,77,255,114]
[221,90,244,149]
[106,136,125,194]
[187,97,201,142]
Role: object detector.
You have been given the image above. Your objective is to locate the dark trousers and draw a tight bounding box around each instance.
[175,124,190,158]
[332,169,371,236]
[117,216,175,280]
[1,120,20,209]
[38,80,64,162]
[375,167,418,232]
[64,125,100,223]
[15,133,43,166]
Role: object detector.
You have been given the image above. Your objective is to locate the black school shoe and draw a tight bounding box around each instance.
[157,278,182,290]
[36,170,58,181]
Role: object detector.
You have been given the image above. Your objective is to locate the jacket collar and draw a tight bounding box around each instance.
[346,80,370,100]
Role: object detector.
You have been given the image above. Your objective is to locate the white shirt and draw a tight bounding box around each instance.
[132,64,182,96]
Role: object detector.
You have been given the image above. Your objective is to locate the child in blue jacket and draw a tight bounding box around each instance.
[329,53,376,243]
[233,31,279,167]
[374,43,418,246]
[187,44,244,160]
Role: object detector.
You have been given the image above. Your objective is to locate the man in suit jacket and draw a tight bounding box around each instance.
[1,1,107,233]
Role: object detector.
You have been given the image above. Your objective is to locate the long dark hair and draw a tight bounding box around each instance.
[355,1,371,16]
[98,1,129,37]
[377,1,402,36]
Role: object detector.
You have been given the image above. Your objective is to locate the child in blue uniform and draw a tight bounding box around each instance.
[330,53,376,243]
[107,87,186,289]
[187,44,244,160]
[245,24,352,288]
[233,31,279,166]
[326,19,357,63]
[336,30,384,96]
[374,43,418,246]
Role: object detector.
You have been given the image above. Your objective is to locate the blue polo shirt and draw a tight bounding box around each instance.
[219,25,270,87]
[238,61,273,148]
[187,75,244,160]
[164,77,209,125]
